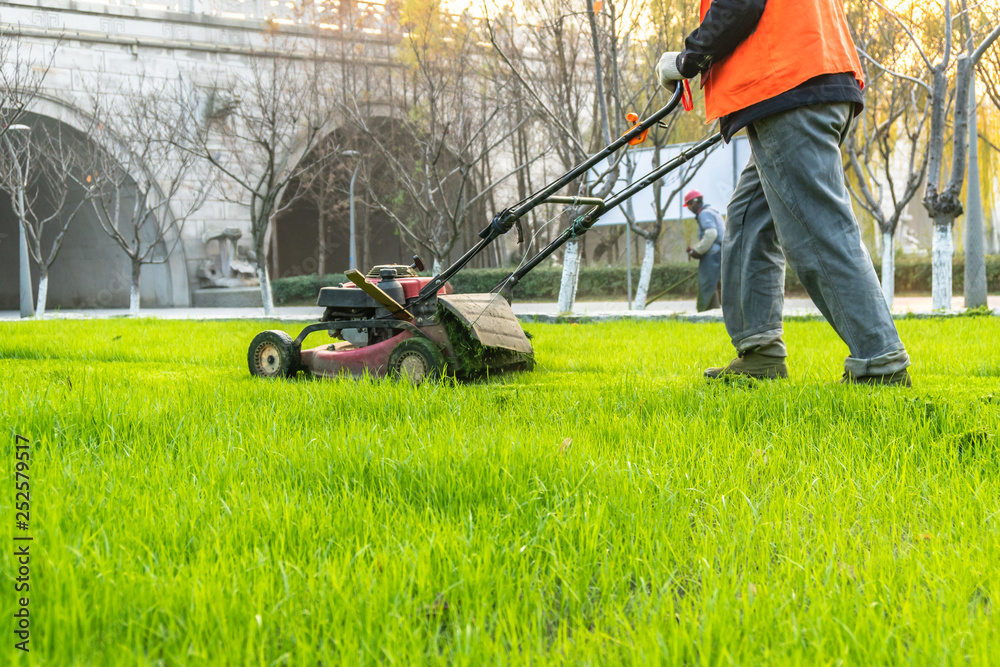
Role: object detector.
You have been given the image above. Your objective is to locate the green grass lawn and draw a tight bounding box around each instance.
[2,316,999,665]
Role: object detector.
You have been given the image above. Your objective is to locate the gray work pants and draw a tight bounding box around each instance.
[722,102,910,376]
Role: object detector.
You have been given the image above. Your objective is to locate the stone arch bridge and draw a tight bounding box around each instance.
[0,0,421,308]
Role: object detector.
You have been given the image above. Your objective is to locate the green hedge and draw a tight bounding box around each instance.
[271,274,329,305]
[273,255,1000,304]
[445,265,703,301]
[271,265,705,305]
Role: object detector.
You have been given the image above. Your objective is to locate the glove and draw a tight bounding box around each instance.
[657,52,683,91]
[687,246,703,260]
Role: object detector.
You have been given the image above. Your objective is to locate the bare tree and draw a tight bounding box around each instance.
[184,40,339,315]
[621,141,711,309]
[973,42,1000,255]
[486,0,631,312]
[846,12,930,309]
[872,0,1000,309]
[978,36,1000,111]
[1,26,56,317]
[0,121,86,316]
[0,26,52,142]
[619,0,714,309]
[81,76,213,316]
[342,2,529,273]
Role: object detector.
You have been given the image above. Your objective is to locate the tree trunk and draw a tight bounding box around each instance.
[317,203,326,278]
[129,258,142,317]
[557,240,581,314]
[255,231,275,316]
[270,222,280,279]
[964,76,988,308]
[36,267,49,318]
[880,230,895,310]
[258,264,275,316]
[932,221,953,310]
[633,238,656,311]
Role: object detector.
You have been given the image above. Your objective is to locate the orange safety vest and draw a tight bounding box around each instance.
[699,0,865,122]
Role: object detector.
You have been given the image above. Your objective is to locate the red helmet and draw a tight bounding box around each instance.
[683,189,703,206]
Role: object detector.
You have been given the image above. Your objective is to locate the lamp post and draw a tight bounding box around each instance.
[3,124,34,318]
[341,150,361,271]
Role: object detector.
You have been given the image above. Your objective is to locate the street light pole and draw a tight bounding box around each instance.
[342,150,361,271]
[3,125,34,318]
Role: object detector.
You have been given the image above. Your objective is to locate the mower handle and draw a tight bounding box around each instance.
[480,83,685,241]
[492,131,725,296]
[415,85,685,303]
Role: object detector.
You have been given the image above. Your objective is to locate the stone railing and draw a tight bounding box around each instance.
[57,0,405,35]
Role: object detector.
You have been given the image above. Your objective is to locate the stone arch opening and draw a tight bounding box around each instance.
[0,110,181,310]
[273,116,493,279]
[273,119,407,279]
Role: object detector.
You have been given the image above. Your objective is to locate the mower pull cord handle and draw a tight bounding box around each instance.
[542,196,605,211]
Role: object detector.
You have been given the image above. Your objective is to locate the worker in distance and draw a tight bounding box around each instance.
[683,189,724,312]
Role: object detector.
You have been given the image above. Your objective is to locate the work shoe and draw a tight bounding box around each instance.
[704,351,788,380]
[840,369,912,387]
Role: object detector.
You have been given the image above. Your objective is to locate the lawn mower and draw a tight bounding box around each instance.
[248,85,722,383]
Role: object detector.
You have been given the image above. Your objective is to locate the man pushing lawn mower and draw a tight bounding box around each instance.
[657,0,912,385]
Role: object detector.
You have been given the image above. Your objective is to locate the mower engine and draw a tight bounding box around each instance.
[318,264,441,347]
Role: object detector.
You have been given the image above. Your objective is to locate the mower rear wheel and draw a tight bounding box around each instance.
[248,330,300,379]
[388,337,446,385]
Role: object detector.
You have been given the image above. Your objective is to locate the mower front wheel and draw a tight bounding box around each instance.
[248,330,300,379]
[388,337,446,385]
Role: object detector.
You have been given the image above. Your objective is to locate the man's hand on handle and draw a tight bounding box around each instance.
[657,52,684,91]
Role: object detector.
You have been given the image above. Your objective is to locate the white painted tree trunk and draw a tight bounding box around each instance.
[633,239,656,311]
[258,264,275,317]
[557,241,581,314]
[432,258,443,275]
[129,283,140,316]
[932,224,953,311]
[36,272,48,318]
[129,260,142,317]
[880,230,894,310]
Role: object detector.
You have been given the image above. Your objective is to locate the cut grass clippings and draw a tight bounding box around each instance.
[1,317,999,664]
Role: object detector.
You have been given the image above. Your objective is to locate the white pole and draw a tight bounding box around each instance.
[18,187,34,318]
[341,150,362,271]
[964,75,987,308]
[625,221,632,310]
[349,161,360,271]
[4,132,34,318]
